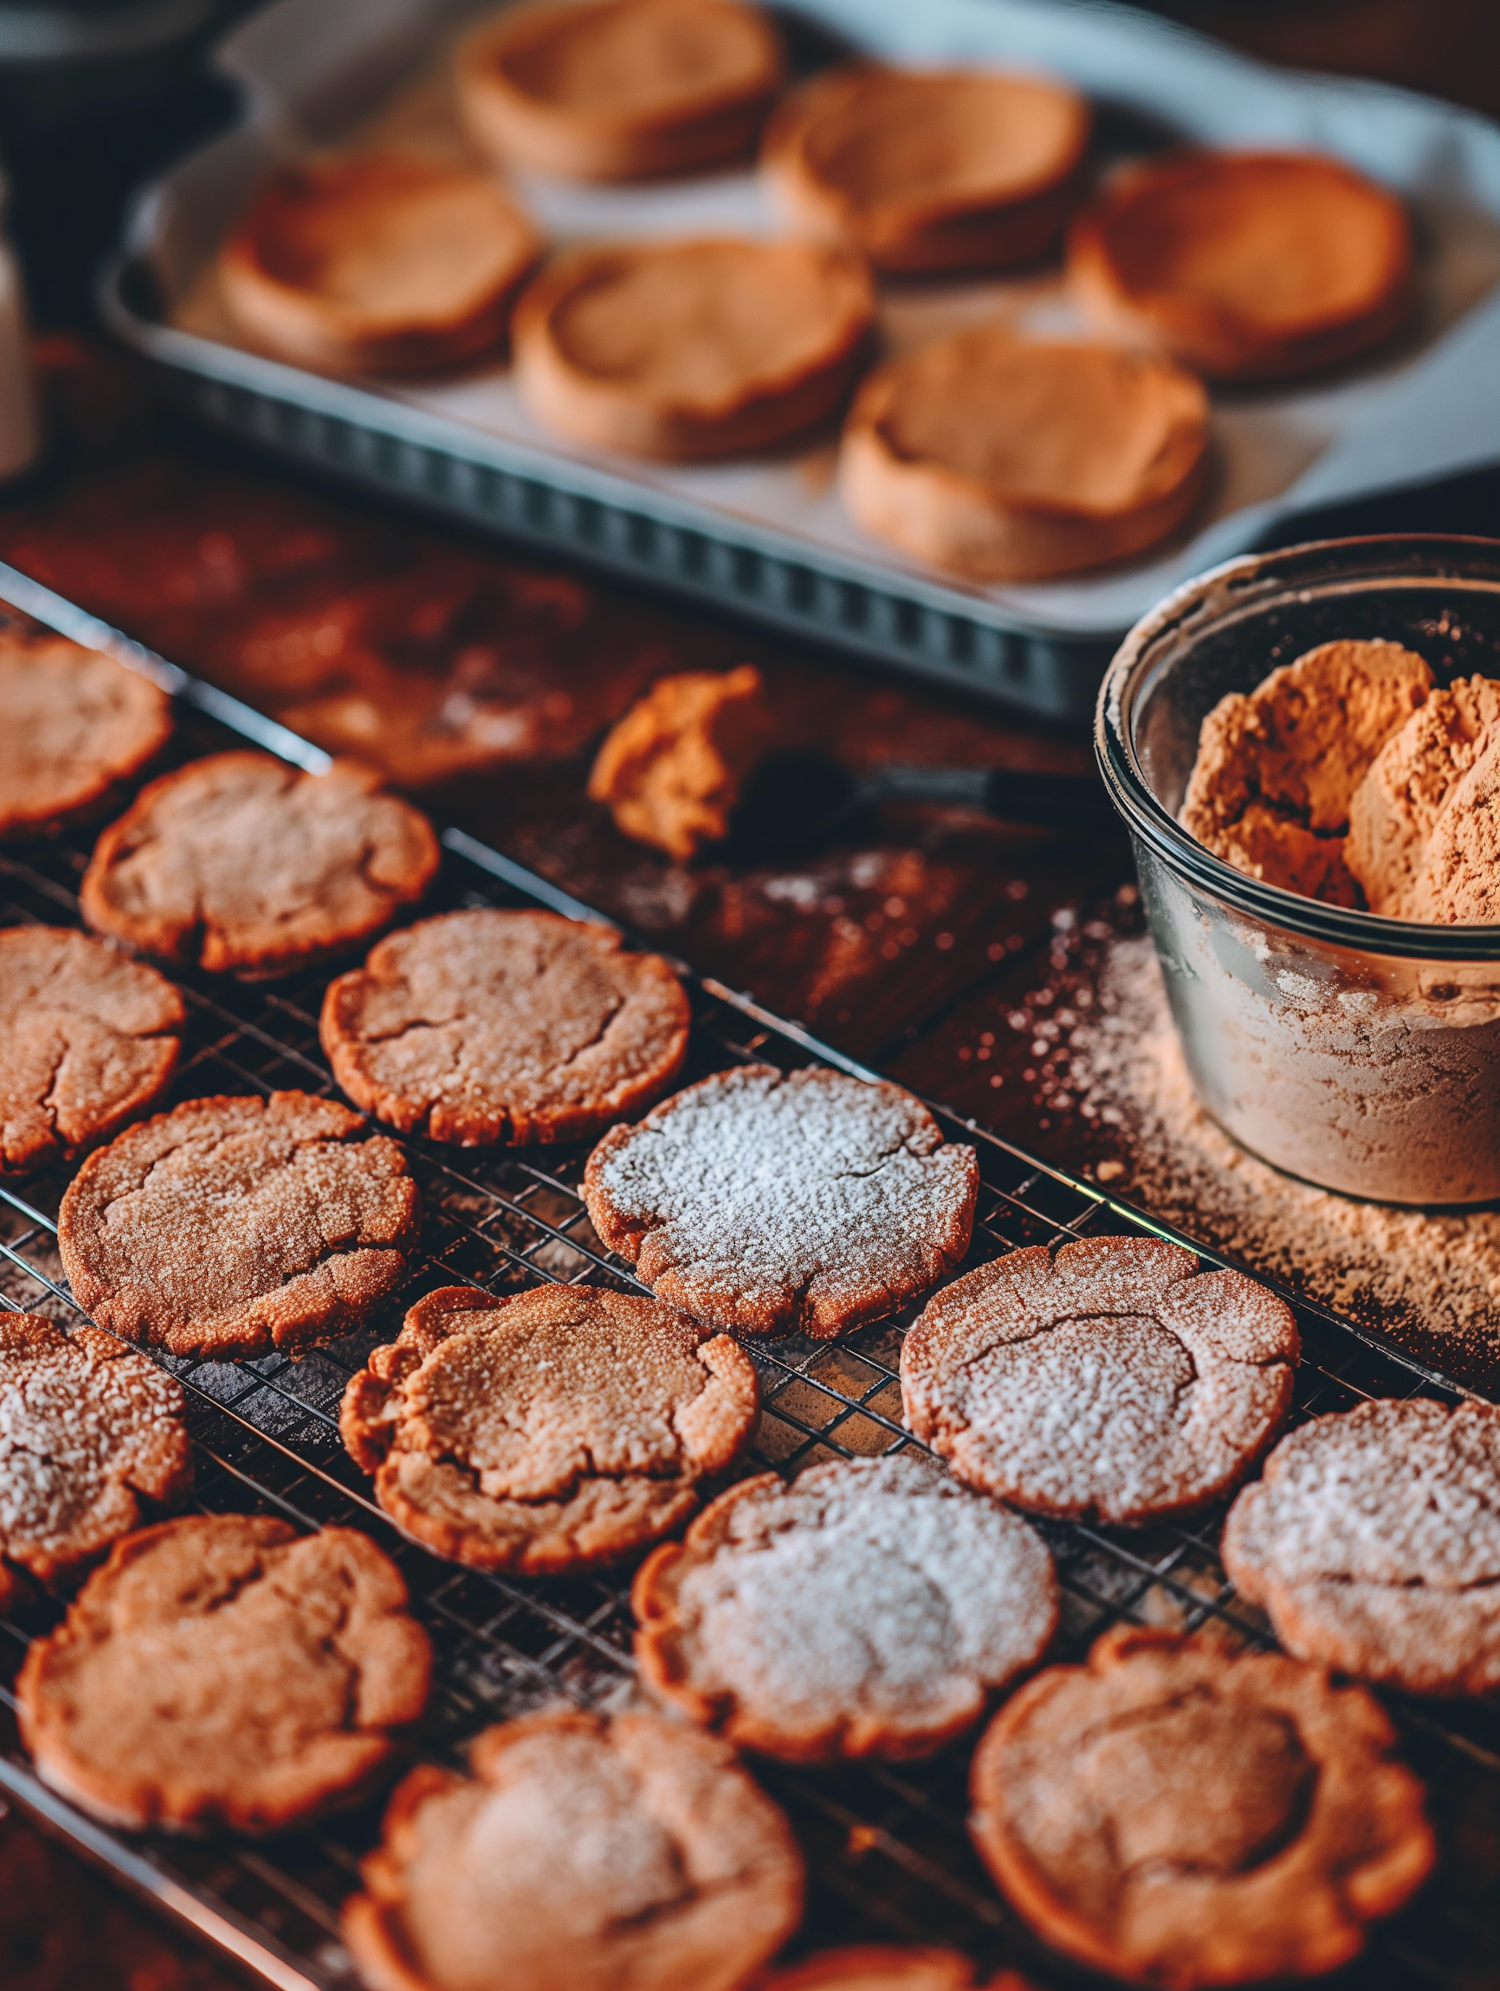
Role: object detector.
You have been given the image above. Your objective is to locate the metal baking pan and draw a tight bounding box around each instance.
[0,570,1496,1990]
[99,0,1500,721]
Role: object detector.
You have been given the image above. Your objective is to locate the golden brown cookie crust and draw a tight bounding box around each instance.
[0,631,172,839]
[1069,149,1414,383]
[513,237,875,459]
[321,908,690,1145]
[633,1451,1057,1761]
[584,1062,978,1339]
[901,1237,1298,1524]
[969,1625,1434,1989]
[343,1707,804,1991]
[80,751,440,979]
[0,925,184,1175]
[219,154,540,376]
[340,1282,759,1572]
[0,1314,192,1598]
[457,0,783,182]
[754,1952,1022,1991]
[58,1090,421,1360]
[587,664,773,859]
[17,1513,431,1833]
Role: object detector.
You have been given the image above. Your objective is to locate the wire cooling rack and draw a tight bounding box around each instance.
[0,712,1495,1989]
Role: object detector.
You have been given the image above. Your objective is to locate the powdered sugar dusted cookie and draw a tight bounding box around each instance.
[902,1237,1298,1524]
[340,1282,759,1572]
[584,1063,978,1338]
[1223,1396,1500,1696]
[634,1452,1056,1760]
[343,1707,804,1991]
[970,1625,1434,1987]
[756,1950,1019,1990]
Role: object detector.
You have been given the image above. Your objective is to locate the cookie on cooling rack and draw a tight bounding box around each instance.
[901,1236,1298,1525]
[756,1951,1032,1991]
[57,1090,421,1360]
[0,629,172,839]
[17,1513,431,1832]
[80,750,439,979]
[0,925,183,1175]
[0,1313,192,1613]
[321,908,690,1145]
[584,1062,978,1339]
[339,1282,759,1572]
[633,1451,1056,1760]
[1224,1396,1500,1697]
[344,1707,804,1991]
[969,1624,1434,1988]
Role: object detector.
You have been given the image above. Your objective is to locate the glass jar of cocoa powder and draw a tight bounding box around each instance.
[1097,534,1500,1205]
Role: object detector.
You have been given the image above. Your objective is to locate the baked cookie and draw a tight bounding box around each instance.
[58,1090,420,1360]
[1069,150,1413,383]
[513,237,874,458]
[0,1314,191,1612]
[1223,1396,1500,1697]
[588,664,773,859]
[17,1513,430,1833]
[633,1451,1057,1760]
[321,908,690,1145]
[841,330,1207,582]
[901,1237,1298,1524]
[0,629,172,838]
[584,1063,978,1338]
[969,1624,1435,1987]
[0,925,184,1175]
[344,1707,804,1991]
[80,751,440,979]
[756,1953,1023,1991]
[339,1282,759,1572]
[220,154,540,375]
[457,0,783,181]
[765,67,1088,274]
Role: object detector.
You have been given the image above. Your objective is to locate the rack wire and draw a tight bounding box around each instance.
[0,722,1495,1991]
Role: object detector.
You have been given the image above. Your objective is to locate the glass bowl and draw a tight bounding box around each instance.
[1095,534,1500,1206]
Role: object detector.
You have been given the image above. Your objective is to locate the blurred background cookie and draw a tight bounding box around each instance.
[0,629,171,839]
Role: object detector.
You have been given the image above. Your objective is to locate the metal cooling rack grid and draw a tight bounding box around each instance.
[0,830,1495,1991]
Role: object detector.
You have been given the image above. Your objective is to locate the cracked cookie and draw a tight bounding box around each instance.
[969,1624,1434,1988]
[58,1090,421,1360]
[320,908,690,1145]
[80,751,440,979]
[340,1282,759,1572]
[634,1451,1056,1760]
[0,1314,192,1613]
[902,1237,1298,1525]
[0,630,172,839]
[756,1952,1026,1991]
[584,1063,978,1338]
[17,1512,431,1832]
[0,925,184,1175]
[344,1706,804,1991]
[1224,1397,1500,1697]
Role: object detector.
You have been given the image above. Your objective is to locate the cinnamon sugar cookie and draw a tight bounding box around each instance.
[0,926,183,1175]
[220,154,540,375]
[0,1315,191,1611]
[513,237,874,458]
[321,909,689,1145]
[340,1282,759,1572]
[584,1063,978,1338]
[80,751,439,979]
[0,630,171,838]
[343,1707,804,1991]
[1224,1397,1500,1697]
[757,1954,1023,1991]
[970,1625,1434,1987]
[634,1452,1056,1760]
[902,1237,1298,1524]
[18,1514,430,1832]
[58,1091,420,1360]
[765,67,1088,274]
[457,0,783,181]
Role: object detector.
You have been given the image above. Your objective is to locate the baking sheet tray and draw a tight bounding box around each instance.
[0,574,1496,1990]
[100,0,1500,720]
